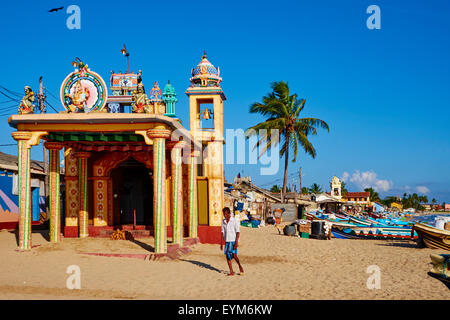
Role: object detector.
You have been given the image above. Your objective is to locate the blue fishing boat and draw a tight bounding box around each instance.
[331,224,418,240]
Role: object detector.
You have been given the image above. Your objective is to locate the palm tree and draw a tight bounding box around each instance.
[245,81,329,202]
[364,187,381,202]
[301,187,309,194]
[341,181,348,196]
[308,183,323,194]
[270,185,280,193]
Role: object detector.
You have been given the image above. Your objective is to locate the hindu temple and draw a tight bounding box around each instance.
[8,53,226,253]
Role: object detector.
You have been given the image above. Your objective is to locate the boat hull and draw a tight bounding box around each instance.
[413,223,450,250]
[331,225,416,240]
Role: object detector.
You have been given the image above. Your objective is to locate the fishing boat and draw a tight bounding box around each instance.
[427,254,450,289]
[331,224,417,240]
[413,222,450,250]
[348,216,372,226]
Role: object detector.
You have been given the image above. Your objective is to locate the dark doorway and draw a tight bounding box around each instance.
[111,158,153,226]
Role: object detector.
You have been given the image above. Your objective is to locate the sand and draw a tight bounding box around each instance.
[0,225,449,300]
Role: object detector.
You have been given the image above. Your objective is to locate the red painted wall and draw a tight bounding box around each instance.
[197,225,221,244]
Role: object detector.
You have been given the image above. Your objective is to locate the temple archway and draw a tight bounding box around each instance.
[110,158,153,226]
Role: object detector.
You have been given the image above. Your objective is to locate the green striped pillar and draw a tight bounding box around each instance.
[188,150,199,238]
[13,133,32,250]
[147,129,171,254]
[45,142,64,242]
[170,142,186,246]
[75,152,91,238]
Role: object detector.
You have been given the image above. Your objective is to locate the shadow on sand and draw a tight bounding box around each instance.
[130,239,155,253]
[375,241,419,249]
[180,259,223,274]
[10,228,54,245]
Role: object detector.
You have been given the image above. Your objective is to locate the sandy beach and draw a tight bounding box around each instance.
[0,225,448,300]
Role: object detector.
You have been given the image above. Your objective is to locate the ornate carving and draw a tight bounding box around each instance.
[44,142,65,150]
[93,151,153,177]
[147,128,171,140]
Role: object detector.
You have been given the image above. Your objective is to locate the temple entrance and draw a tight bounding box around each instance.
[111,158,153,226]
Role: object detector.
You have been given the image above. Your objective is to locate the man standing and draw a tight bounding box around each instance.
[220,207,244,276]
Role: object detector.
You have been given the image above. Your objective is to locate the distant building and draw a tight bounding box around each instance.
[390,202,403,211]
[445,203,450,211]
[0,152,48,229]
[372,202,385,213]
[340,192,371,213]
[342,192,370,203]
[422,203,440,211]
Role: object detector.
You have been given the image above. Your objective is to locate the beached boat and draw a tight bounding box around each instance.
[413,222,450,250]
[348,216,372,226]
[331,224,417,240]
[428,254,450,289]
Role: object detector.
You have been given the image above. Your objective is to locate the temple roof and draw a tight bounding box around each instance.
[8,113,202,149]
[189,52,222,87]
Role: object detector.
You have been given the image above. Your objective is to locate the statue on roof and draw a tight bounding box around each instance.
[65,80,90,112]
[149,82,162,101]
[18,86,36,114]
[131,82,152,113]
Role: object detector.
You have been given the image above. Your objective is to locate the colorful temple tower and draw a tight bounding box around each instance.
[186,52,225,227]
[163,82,177,118]
[8,53,224,252]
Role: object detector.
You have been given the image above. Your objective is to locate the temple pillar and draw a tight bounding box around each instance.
[75,152,91,238]
[188,150,200,238]
[44,142,64,242]
[147,128,171,254]
[169,141,187,245]
[12,131,47,250]
[12,132,32,250]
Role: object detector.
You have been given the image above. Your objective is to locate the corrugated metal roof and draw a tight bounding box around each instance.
[0,151,45,173]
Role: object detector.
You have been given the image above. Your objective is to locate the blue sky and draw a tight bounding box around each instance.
[1,0,449,202]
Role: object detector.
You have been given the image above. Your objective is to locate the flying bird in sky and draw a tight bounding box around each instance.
[48,7,64,13]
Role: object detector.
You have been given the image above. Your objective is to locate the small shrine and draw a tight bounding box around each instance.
[8,52,226,253]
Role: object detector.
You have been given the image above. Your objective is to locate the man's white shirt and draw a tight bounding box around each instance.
[222,216,240,242]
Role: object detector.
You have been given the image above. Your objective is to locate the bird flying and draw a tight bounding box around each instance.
[48,7,64,13]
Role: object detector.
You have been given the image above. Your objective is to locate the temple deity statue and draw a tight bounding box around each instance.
[131,82,152,113]
[65,80,90,112]
[18,86,36,114]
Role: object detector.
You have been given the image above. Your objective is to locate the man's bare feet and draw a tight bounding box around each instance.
[227,272,235,276]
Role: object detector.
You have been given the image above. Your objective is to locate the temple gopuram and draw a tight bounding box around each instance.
[8,53,225,253]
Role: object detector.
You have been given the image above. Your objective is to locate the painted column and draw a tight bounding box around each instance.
[188,150,200,238]
[12,132,33,250]
[44,142,64,242]
[147,128,171,254]
[75,152,91,238]
[170,141,187,245]
[64,148,79,229]
[205,141,224,226]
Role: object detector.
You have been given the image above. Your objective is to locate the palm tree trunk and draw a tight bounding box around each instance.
[282,135,289,203]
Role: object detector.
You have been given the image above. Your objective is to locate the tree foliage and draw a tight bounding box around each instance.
[364,187,381,202]
[246,81,329,202]
[308,183,323,194]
